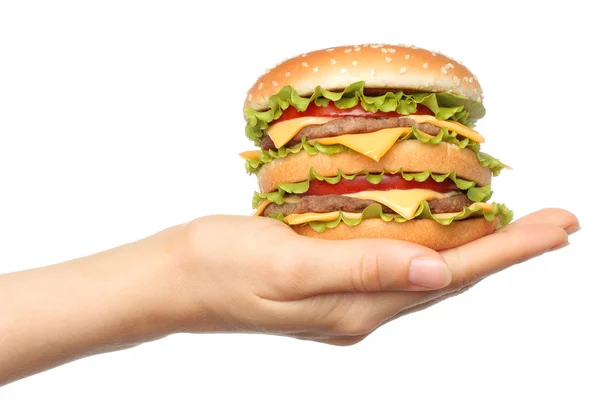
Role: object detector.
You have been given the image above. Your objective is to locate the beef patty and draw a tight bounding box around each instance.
[261,116,442,151]
[263,194,472,216]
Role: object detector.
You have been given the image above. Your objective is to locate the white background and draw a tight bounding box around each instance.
[1,1,598,398]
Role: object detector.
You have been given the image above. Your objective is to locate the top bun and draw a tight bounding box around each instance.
[244,44,483,112]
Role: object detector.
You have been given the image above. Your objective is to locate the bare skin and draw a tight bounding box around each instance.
[0,208,578,385]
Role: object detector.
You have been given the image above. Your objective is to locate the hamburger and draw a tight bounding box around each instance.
[240,44,512,250]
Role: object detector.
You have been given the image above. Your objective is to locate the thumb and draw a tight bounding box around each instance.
[278,236,452,298]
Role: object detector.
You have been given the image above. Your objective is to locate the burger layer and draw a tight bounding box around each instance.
[263,194,471,215]
[292,217,498,251]
[261,116,449,150]
[257,140,491,193]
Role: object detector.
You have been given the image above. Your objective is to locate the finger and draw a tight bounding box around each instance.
[498,208,579,234]
[276,236,452,299]
[441,222,568,289]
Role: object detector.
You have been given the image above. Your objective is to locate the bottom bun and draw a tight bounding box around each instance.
[292,217,498,250]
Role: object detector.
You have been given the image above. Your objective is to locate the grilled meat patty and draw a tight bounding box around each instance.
[260,116,442,151]
[263,194,472,216]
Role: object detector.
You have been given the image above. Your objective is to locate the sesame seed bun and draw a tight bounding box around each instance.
[244,43,483,112]
[292,216,498,251]
[258,140,491,193]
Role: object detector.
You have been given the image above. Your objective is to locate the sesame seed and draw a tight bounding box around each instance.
[469,77,474,83]
[301,53,307,57]
[325,48,334,52]
[385,56,392,63]
[354,47,361,52]
[344,48,352,53]
[285,72,291,77]
[352,60,358,66]
[423,62,428,68]
[387,48,396,53]
[370,68,375,76]
[340,68,347,74]
[272,81,278,87]
[448,63,455,68]
[370,44,378,48]
[330,58,337,64]
[410,44,416,49]
[258,82,263,90]
[431,51,437,56]
[301,62,308,67]
[473,75,478,81]
[399,67,407,74]
[248,94,252,101]
[313,67,319,72]
[441,67,448,75]
[381,48,388,53]
[463,77,469,82]
[453,76,461,86]
[405,54,411,59]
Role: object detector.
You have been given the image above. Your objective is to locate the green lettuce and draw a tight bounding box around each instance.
[478,152,506,177]
[252,168,493,208]
[245,81,486,146]
[269,202,513,232]
[244,127,482,175]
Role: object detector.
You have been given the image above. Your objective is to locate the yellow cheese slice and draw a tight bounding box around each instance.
[285,211,363,225]
[267,117,333,149]
[265,114,483,151]
[284,201,495,225]
[310,128,413,161]
[252,199,273,216]
[345,189,450,220]
[239,150,261,161]
[408,115,485,143]
[432,202,495,219]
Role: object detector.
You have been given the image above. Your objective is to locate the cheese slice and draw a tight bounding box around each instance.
[310,128,412,162]
[431,202,495,219]
[267,117,333,149]
[284,201,495,225]
[239,150,261,161]
[252,199,273,216]
[265,114,483,151]
[408,115,485,143]
[345,189,452,220]
[285,211,363,225]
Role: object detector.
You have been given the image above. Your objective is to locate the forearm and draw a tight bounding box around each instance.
[0,225,187,385]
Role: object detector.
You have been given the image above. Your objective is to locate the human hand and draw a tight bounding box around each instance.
[169,208,578,345]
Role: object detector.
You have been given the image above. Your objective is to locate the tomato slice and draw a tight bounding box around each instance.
[277,102,433,123]
[304,175,459,196]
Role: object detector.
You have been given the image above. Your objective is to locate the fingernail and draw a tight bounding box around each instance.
[550,242,570,252]
[409,259,452,289]
[565,225,581,235]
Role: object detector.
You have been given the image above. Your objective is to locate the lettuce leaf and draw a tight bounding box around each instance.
[252,168,493,208]
[478,152,505,177]
[269,202,513,232]
[245,81,486,146]
[244,127,482,175]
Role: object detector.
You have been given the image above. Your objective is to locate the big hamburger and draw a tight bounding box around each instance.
[240,44,512,250]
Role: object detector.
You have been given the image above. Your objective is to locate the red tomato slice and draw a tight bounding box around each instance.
[276,102,433,123]
[304,175,458,196]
